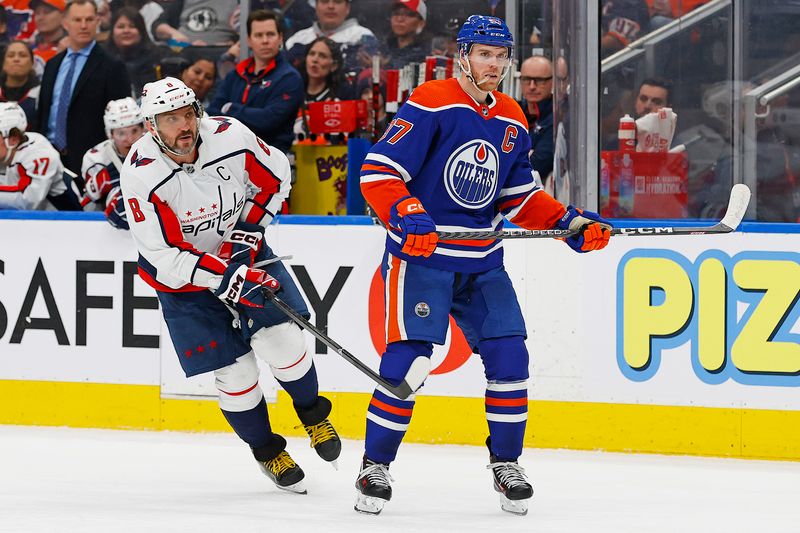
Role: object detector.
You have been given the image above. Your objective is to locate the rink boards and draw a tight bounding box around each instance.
[0,216,798,460]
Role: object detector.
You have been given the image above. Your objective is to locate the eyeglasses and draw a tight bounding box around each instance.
[520,76,553,85]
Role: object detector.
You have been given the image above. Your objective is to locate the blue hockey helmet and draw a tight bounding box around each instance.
[456,15,514,51]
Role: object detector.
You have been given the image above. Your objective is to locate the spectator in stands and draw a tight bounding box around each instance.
[0,40,40,129]
[122,0,164,42]
[285,0,378,75]
[37,0,132,176]
[648,0,710,30]
[518,55,555,182]
[104,7,164,96]
[302,36,347,102]
[381,0,430,69]
[711,88,800,222]
[30,0,67,64]
[294,36,349,141]
[180,49,218,106]
[430,16,460,58]
[207,9,303,154]
[252,0,316,39]
[95,0,112,43]
[634,77,671,118]
[601,77,672,150]
[152,0,238,46]
[601,0,650,58]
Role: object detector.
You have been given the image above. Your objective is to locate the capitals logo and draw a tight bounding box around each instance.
[211,117,232,134]
[443,140,499,209]
[130,150,155,167]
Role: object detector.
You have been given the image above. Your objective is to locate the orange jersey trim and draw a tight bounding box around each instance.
[408,78,528,128]
[509,191,567,230]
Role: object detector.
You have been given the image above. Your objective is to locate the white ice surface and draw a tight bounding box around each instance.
[1,425,798,533]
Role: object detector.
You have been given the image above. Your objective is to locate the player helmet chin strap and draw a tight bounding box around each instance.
[2,133,20,164]
[149,101,203,157]
[458,44,512,96]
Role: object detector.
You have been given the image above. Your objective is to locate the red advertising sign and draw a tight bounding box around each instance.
[306,100,368,134]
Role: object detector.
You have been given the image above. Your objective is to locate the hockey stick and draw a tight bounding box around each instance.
[261,290,420,400]
[435,184,751,240]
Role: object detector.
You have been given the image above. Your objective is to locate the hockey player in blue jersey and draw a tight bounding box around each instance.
[355,15,612,516]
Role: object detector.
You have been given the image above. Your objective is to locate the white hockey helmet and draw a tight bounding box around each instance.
[140,77,203,155]
[140,77,201,122]
[0,102,27,139]
[104,97,144,138]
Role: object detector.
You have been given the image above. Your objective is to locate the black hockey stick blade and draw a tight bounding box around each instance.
[262,290,417,400]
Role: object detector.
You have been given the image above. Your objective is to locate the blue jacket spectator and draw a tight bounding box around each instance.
[521,96,554,180]
[206,10,303,153]
[517,56,555,180]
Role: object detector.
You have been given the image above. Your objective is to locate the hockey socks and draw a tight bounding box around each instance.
[485,380,528,460]
[276,362,319,409]
[364,388,415,464]
[221,396,273,449]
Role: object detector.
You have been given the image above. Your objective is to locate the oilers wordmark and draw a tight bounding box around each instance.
[444,140,499,209]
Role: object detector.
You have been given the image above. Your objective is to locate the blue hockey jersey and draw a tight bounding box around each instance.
[360,77,566,273]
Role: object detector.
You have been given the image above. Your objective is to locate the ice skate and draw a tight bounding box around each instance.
[301,418,342,467]
[354,456,393,515]
[296,396,342,466]
[257,450,307,494]
[487,458,533,515]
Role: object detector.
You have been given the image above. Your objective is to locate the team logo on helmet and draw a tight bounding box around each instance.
[443,140,499,209]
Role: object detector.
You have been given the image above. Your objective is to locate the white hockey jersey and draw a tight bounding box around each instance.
[120,116,291,292]
[82,139,124,201]
[0,132,66,210]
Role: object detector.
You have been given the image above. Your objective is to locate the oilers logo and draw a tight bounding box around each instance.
[444,140,499,209]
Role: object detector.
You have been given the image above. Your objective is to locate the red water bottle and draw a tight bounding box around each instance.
[618,114,636,152]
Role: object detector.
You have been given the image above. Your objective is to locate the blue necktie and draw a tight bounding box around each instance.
[54,53,77,151]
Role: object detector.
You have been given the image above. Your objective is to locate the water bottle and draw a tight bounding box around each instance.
[600,157,611,216]
[618,114,636,152]
[619,152,635,216]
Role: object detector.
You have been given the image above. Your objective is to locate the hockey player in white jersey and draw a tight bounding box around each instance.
[81,97,146,229]
[0,102,81,211]
[121,77,341,494]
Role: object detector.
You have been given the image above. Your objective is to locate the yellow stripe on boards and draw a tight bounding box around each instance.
[1,380,799,461]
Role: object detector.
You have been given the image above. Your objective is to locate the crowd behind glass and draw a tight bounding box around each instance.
[0,0,797,222]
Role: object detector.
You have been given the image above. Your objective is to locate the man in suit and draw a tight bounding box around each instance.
[37,0,131,178]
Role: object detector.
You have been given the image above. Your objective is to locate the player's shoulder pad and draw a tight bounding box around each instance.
[14,132,59,163]
[203,115,245,136]
[122,134,167,181]
[83,139,111,164]
[494,92,529,132]
[407,78,471,110]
